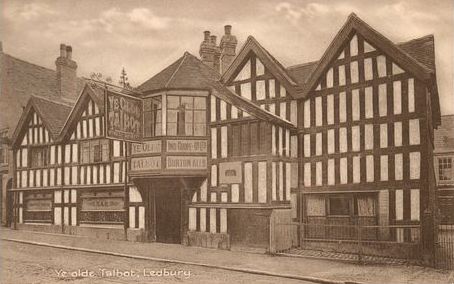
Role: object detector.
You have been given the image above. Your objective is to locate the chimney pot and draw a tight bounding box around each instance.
[210,35,217,45]
[66,46,72,60]
[56,43,77,100]
[204,31,210,42]
[60,43,67,57]
[224,25,232,35]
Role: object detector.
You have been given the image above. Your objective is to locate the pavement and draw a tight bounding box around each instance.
[1,228,452,284]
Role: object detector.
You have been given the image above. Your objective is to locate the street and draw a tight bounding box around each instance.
[1,241,309,284]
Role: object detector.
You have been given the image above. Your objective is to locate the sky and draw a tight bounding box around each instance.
[1,0,453,114]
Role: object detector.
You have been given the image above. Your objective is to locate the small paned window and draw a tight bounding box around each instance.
[439,157,453,181]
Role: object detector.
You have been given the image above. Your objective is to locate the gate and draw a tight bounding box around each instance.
[436,225,454,269]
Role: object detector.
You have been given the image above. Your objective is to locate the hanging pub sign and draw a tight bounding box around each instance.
[105,90,143,142]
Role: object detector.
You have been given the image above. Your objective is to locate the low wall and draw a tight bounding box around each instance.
[64,225,126,241]
[184,231,230,250]
[126,228,148,242]
[301,239,422,260]
[16,223,62,234]
[14,223,127,242]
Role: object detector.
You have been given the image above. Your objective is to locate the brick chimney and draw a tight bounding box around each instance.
[55,44,78,100]
[211,35,221,73]
[199,31,217,70]
[220,25,237,74]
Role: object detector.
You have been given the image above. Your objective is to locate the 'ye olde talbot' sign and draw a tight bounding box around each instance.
[105,91,142,142]
[131,156,161,171]
[166,156,207,170]
[131,140,162,155]
[219,161,242,184]
[166,140,207,153]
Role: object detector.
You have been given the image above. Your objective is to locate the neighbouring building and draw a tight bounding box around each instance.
[5,14,442,257]
[434,115,454,224]
[0,42,84,226]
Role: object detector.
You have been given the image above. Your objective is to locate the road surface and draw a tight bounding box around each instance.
[1,241,311,284]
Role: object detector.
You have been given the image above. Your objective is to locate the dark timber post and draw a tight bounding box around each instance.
[123,141,129,240]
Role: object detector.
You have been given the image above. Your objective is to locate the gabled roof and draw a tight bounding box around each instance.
[299,13,435,97]
[286,35,436,87]
[0,51,85,137]
[59,81,142,141]
[11,96,74,146]
[293,13,440,126]
[137,52,220,93]
[209,80,296,130]
[434,115,454,153]
[220,36,299,97]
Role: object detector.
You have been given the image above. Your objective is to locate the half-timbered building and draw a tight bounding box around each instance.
[8,13,441,254]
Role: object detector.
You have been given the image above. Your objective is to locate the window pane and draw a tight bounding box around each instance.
[185,111,193,123]
[329,197,350,215]
[185,123,193,136]
[167,96,180,109]
[144,111,152,137]
[181,97,193,109]
[194,110,206,123]
[167,110,178,122]
[167,123,177,136]
[194,97,206,109]
[194,124,206,136]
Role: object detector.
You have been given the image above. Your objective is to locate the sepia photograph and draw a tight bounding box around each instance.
[0,0,453,283]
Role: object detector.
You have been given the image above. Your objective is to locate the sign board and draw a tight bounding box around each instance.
[166,140,207,153]
[81,198,124,211]
[25,199,52,211]
[219,161,242,184]
[131,156,161,171]
[132,140,162,155]
[105,91,142,142]
[166,156,207,170]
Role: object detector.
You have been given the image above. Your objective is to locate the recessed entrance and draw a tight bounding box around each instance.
[135,177,204,244]
[155,187,181,244]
